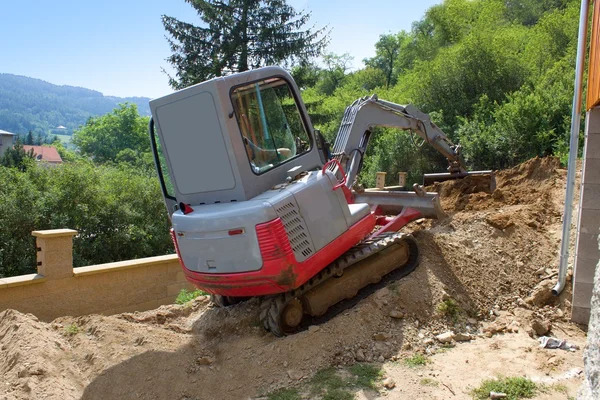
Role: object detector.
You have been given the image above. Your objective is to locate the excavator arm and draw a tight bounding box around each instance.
[329,95,492,188]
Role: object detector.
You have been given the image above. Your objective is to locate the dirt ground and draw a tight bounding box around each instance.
[0,157,588,400]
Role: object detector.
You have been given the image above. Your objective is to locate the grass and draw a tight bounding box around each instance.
[349,363,383,390]
[471,376,537,400]
[420,378,439,386]
[403,354,429,368]
[64,323,79,336]
[175,288,206,305]
[267,388,301,400]
[267,363,384,400]
[437,298,461,320]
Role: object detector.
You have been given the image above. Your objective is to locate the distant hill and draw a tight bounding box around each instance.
[0,73,151,137]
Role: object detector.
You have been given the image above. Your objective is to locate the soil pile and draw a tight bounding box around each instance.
[0,157,578,400]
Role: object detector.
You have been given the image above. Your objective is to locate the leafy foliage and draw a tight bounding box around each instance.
[0,138,34,171]
[472,376,537,399]
[0,160,172,277]
[175,289,207,305]
[72,103,151,165]
[163,0,329,89]
[300,0,581,184]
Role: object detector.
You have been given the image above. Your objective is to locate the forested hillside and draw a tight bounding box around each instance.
[0,73,151,137]
[293,0,580,186]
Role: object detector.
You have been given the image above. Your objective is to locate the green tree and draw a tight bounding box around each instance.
[364,33,405,88]
[318,52,354,96]
[72,103,150,164]
[162,0,329,89]
[0,138,34,171]
[25,130,34,145]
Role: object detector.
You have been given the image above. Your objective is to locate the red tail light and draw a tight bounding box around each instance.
[255,218,294,261]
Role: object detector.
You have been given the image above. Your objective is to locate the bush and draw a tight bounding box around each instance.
[0,161,173,277]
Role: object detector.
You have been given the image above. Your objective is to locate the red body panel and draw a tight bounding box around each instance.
[174,213,376,297]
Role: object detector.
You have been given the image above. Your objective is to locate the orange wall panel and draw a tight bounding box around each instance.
[587,0,600,110]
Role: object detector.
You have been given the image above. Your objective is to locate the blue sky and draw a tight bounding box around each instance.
[1,0,440,99]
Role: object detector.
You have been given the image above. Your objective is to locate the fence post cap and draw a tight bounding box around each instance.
[32,229,78,238]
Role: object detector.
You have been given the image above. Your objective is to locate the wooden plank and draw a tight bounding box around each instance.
[587,0,600,110]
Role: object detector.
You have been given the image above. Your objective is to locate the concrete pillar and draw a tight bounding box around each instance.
[376,172,387,189]
[31,229,77,280]
[573,107,600,324]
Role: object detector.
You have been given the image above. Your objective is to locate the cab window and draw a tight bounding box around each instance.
[231,78,311,174]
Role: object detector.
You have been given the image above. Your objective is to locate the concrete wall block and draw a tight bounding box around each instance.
[146,264,169,282]
[587,108,600,134]
[577,232,600,260]
[575,257,599,285]
[37,251,73,279]
[584,131,600,159]
[581,183,600,210]
[175,271,187,283]
[37,236,74,254]
[165,264,181,281]
[146,284,168,300]
[583,158,600,183]
[578,209,600,235]
[571,306,591,325]
[75,270,128,289]
[0,286,25,304]
[126,266,148,283]
[573,281,594,308]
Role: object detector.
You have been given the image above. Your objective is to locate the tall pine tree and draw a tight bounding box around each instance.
[162,0,329,89]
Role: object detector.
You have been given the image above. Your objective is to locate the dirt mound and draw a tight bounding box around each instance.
[0,157,576,400]
[429,156,563,213]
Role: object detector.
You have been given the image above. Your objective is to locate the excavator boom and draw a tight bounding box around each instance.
[330,95,495,189]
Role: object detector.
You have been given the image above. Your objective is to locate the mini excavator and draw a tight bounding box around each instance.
[149,66,492,336]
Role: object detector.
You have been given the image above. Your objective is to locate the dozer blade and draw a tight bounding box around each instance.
[423,170,496,191]
[354,190,447,220]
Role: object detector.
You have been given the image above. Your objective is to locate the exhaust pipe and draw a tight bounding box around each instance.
[355,190,446,220]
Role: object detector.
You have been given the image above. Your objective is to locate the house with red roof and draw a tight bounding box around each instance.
[22,145,63,165]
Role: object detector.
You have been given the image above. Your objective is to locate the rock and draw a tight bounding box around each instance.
[287,370,303,381]
[374,332,391,341]
[555,308,564,318]
[423,338,435,346]
[383,377,396,389]
[516,261,524,269]
[566,269,573,282]
[525,280,554,306]
[454,333,472,342]
[530,319,551,336]
[308,325,320,333]
[492,188,504,200]
[535,267,546,275]
[196,357,213,365]
[468,318,478,325]
[283,361,288,368]
[490,392,507,399]
[355,349,366,362]
[378,355,385,363]
[389,310,404,319]
[436,331,455,343]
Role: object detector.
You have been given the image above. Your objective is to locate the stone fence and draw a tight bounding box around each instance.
[0,229,195,321]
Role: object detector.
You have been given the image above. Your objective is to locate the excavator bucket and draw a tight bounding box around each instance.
[423,170,497,191]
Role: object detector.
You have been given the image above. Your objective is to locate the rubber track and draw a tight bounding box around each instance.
[259,232,419,337]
